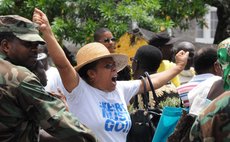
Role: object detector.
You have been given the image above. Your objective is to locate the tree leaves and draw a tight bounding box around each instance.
[0,0,209,45]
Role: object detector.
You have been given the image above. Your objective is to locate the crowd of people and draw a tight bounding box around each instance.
[0,7,229,142]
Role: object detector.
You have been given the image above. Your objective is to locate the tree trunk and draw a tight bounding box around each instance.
[205,0,230,44]
[214,6,230,44]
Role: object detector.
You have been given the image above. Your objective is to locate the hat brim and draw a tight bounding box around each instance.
[14,33,45,44]
[75,53,128,72]
[165,37,180,45]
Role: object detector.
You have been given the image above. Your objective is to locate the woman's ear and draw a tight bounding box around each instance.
[87,69,96,81]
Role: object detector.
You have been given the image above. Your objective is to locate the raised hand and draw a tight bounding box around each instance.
[33,8,52,34]
[32,8,79,93]
[175,50,189,71]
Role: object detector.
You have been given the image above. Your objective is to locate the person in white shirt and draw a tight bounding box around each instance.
[37,45,67,94]
[177,46,222,108]
[33,8,189,142]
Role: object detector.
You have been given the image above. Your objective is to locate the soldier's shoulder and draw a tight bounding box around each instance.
[203,91,230,115]
[0,59,35,86]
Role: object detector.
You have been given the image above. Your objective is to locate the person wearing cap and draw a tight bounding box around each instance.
[33,8,188,142]
[94,27,131,81]
[0,15,96,142]
[149,31,181,87]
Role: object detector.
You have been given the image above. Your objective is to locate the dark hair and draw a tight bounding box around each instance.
[78,60,99,82]
[134,45,162,72]
[194,47,217,74]
[94,28,111,42]
[63,46,77,66]
[117,65,131,81]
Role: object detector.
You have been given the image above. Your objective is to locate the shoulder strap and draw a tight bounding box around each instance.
[144,71,160,107]
[133,76,149,110]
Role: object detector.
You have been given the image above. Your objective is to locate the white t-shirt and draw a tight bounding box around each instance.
[189,75,221,115]
[62,78,141,142]
[45,66,64,93]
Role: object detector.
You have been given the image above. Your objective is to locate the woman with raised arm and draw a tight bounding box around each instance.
[33,8,188,142]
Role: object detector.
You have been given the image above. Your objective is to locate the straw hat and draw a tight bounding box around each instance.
[75,42,128,72]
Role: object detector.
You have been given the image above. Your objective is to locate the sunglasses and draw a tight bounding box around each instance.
[104,63,116,69]
[130,57,138,63]
[103,37,116,43]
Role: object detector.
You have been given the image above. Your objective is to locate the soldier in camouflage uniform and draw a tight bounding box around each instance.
[190,38,230,142]
[189,91,230,142]
[0,15,95,142]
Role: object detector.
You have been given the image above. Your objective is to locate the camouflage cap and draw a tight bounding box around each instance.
[0,15,45,44]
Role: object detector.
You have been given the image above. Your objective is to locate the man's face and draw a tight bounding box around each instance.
[5,37,40,69]
[98,31,116,53]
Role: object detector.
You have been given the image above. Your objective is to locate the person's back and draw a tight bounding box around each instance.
[131,45,180,109]
[207,79,225,100]
[177,46,221,108]
[0,14,95,142]
[190,37,230,142]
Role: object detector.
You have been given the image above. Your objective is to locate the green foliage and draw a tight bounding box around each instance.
[158,97,181,109]
[159,0,208,30]
[0,0,208,46]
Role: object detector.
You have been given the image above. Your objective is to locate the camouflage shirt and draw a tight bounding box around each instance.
[0,53,95,142]
[190,91,230,142]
